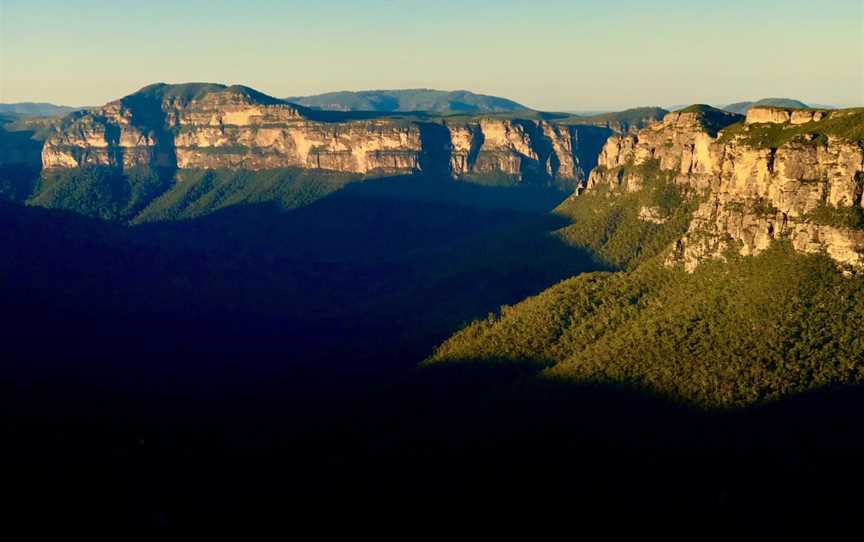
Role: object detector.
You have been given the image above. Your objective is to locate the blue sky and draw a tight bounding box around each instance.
[0,0,861,109]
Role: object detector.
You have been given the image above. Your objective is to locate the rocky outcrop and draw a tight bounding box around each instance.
[638,206,669,224]
[745,106,828,125]
[445,119,578,179]
[585,108,739,192]
[581,106,864,271]
[41,83,586,186]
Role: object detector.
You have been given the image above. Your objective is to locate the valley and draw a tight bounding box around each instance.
[2,82,864,529]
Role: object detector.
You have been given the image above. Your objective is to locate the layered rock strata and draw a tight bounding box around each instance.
[584,106,864,270]
[42,83,596,185]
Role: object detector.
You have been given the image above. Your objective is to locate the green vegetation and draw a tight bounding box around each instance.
[716,197,777,217]
[553,160,698,270]
[460,168,574,192]
[429,243,864,409]
[26,166,360,223]
[122,82,284,106]
[28,166,171,222]
[718,108,864,148]
[428,156,864,409]
[16,96,864,412]
[671,105,744,135]
[805,201,864,229]
[461,170,524,188]
[752,197,781,216]
[128,82,230,102]
[676,104,719,114]
[132,167,356,223]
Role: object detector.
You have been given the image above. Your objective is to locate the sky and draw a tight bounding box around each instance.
[0,0,862,110]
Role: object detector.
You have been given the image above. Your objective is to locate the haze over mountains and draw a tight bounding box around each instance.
[0,102,83,117]
[720,97,811,115]
[1,87,836,119]
[284,88,531,114]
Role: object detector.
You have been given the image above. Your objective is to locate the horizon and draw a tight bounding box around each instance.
[0,80,857,113]
[1,0,861,110]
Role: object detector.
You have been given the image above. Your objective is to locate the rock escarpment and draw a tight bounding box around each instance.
[744,106,828,125]
[41,83,589,186]
[583,105,864,271]
[446,119,578,180]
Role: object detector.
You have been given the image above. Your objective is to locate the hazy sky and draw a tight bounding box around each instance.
[1,0,862,110]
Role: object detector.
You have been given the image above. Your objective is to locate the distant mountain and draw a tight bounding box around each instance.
[131,82,285,105]
[284,89,531,114]
[0,102,81,117]
[35,82,589,207]
[721,98,810,115]
[563,107,668,133]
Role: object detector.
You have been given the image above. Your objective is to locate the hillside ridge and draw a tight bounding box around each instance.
[284,88,530,114]
[428,104,864,408]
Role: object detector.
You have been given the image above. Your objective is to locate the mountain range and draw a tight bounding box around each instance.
[0,102,83,117]
[5,81,863,401]
[284,88,531,114]
[721,97,811,114]
[2,89,833,119]
[3,81,864,527]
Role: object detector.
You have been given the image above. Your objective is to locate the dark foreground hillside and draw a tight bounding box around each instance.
[5,353,864,533]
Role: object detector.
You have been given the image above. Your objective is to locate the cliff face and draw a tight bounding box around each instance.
[41,83,585,185]
[583,106,864,271]
[447,119,578,179]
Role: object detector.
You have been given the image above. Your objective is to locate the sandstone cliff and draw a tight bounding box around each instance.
[41,83,589,186]
[582,105,864,271]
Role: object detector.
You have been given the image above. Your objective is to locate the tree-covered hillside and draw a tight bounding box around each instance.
[28,166,360,223]
[429,161,864,408]
[430,244,864,408]
[285,88,531,114]
[5,128,864,529]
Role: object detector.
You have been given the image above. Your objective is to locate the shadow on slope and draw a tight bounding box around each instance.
[2,176,598,394]
[2,188,864,529]
[0,116,43,200]
[4,359,864,531]
[133,174,575,260]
